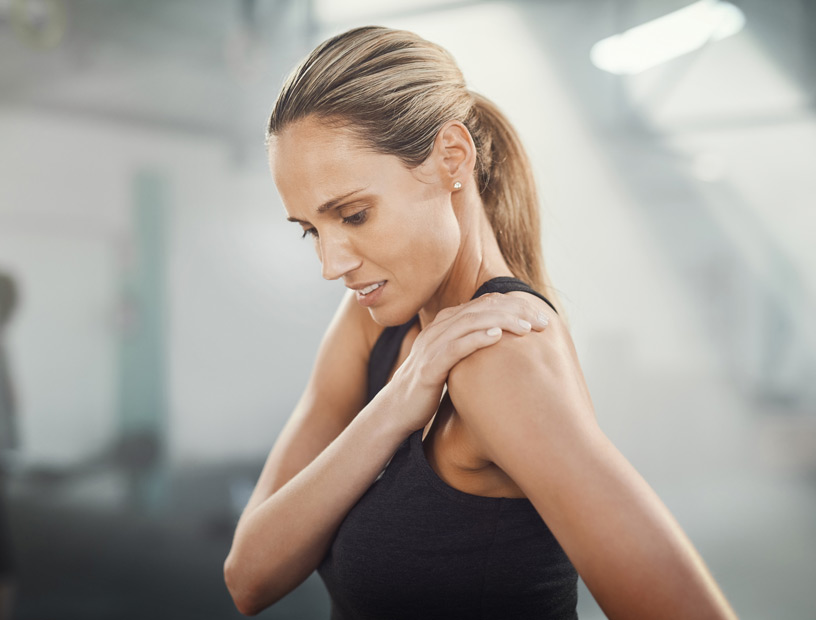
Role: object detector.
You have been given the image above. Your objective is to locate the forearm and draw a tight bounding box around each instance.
[544,432,737,620]
[224,383,411,615]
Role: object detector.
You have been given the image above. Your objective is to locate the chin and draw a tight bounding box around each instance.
[367,304,420,328]
[365,278,438,327]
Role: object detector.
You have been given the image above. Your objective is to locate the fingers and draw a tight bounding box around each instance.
[412,293,553,378]
[476,292,550,331]
[439,326,505,367]
[426,293,550,340]
[452,309,538,338]
[473,293,550,330]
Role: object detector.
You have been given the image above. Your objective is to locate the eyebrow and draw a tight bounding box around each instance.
[286,186,370,224]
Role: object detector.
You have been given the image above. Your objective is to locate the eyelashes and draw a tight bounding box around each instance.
[342,210,368,226]
[300,209,369,239]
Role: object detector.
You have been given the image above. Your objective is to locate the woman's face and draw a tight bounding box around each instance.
[268,116,462,326]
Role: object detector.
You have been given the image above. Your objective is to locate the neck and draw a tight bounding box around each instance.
[418,191,513,329]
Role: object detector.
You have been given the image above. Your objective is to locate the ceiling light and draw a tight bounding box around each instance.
[590,0,746,75]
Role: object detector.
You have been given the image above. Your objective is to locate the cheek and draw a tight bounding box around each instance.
[398,203,461,274]
[429,198,461,250]
[427,218,461,267]
[364,202,460,325]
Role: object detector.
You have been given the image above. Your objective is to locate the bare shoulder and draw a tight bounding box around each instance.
[446,291,596,466]
[329,288,386,355]
[448,290,572,391]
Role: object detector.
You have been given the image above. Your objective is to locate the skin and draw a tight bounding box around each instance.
[260,115,738,619]
[269,115,515,329]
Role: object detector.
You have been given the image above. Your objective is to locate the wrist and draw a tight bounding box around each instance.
[381,362,443,436]
[362,377,417,442]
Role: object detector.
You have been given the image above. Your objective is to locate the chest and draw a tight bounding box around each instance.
[386,324,526,500]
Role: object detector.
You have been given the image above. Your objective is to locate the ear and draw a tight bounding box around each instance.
[414,120,477,190]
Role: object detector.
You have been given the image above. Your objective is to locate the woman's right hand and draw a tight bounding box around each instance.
[388,292,550,434]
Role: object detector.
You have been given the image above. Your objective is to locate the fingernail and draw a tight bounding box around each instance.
[537,312,549,326]
[487,327,502,337]
[518,319,532,330]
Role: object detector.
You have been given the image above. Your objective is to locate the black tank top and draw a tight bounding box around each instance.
[317,277,579,619]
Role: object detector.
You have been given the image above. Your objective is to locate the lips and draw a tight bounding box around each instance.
[350,280,387,307]
[357,281,386,295]
[349,280,386,295]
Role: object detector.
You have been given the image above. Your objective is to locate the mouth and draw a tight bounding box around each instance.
[357,281,386,296]
[352,280,387,307]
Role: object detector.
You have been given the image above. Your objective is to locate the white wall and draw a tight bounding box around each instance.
[0,110,341,466]
[0,0,807,478]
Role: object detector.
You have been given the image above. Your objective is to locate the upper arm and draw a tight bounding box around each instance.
[447,305,599,494]
[447,312,732,619]
[239,290,381,520]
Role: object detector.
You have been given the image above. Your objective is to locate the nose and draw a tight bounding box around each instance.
[319,233,361,281]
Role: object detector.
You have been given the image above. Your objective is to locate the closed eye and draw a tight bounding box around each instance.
[298,208,368,240]
[342,209,368,226]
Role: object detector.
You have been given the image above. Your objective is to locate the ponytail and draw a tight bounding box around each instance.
[465,91,566,319]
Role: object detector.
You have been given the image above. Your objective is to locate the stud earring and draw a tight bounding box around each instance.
[453,181,462,190]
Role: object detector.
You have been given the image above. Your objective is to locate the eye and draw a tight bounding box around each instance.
[342,210,368,226]
[301,227,318,239]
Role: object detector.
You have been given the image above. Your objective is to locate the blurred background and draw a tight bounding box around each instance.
[0,0,814,618]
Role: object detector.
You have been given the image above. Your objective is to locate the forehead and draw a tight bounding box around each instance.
[271,117,365,169]
[268,118,391,214]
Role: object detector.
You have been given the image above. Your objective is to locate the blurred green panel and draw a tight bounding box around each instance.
[117,169,169,512]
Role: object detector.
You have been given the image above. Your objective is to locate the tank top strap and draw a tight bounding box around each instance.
[471,276,558,315]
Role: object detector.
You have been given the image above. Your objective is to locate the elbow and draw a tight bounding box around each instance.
[224,554,263,616]
[224,552,276,617]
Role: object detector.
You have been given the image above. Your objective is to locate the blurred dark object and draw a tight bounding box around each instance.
[0,272,18,455]
[0,270,19,620]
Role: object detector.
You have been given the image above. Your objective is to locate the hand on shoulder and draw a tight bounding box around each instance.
[446,292,598,469]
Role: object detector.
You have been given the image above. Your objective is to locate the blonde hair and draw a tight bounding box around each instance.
[267,25,566,318]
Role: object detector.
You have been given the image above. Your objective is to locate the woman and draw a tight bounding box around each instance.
[224,26,737,619]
